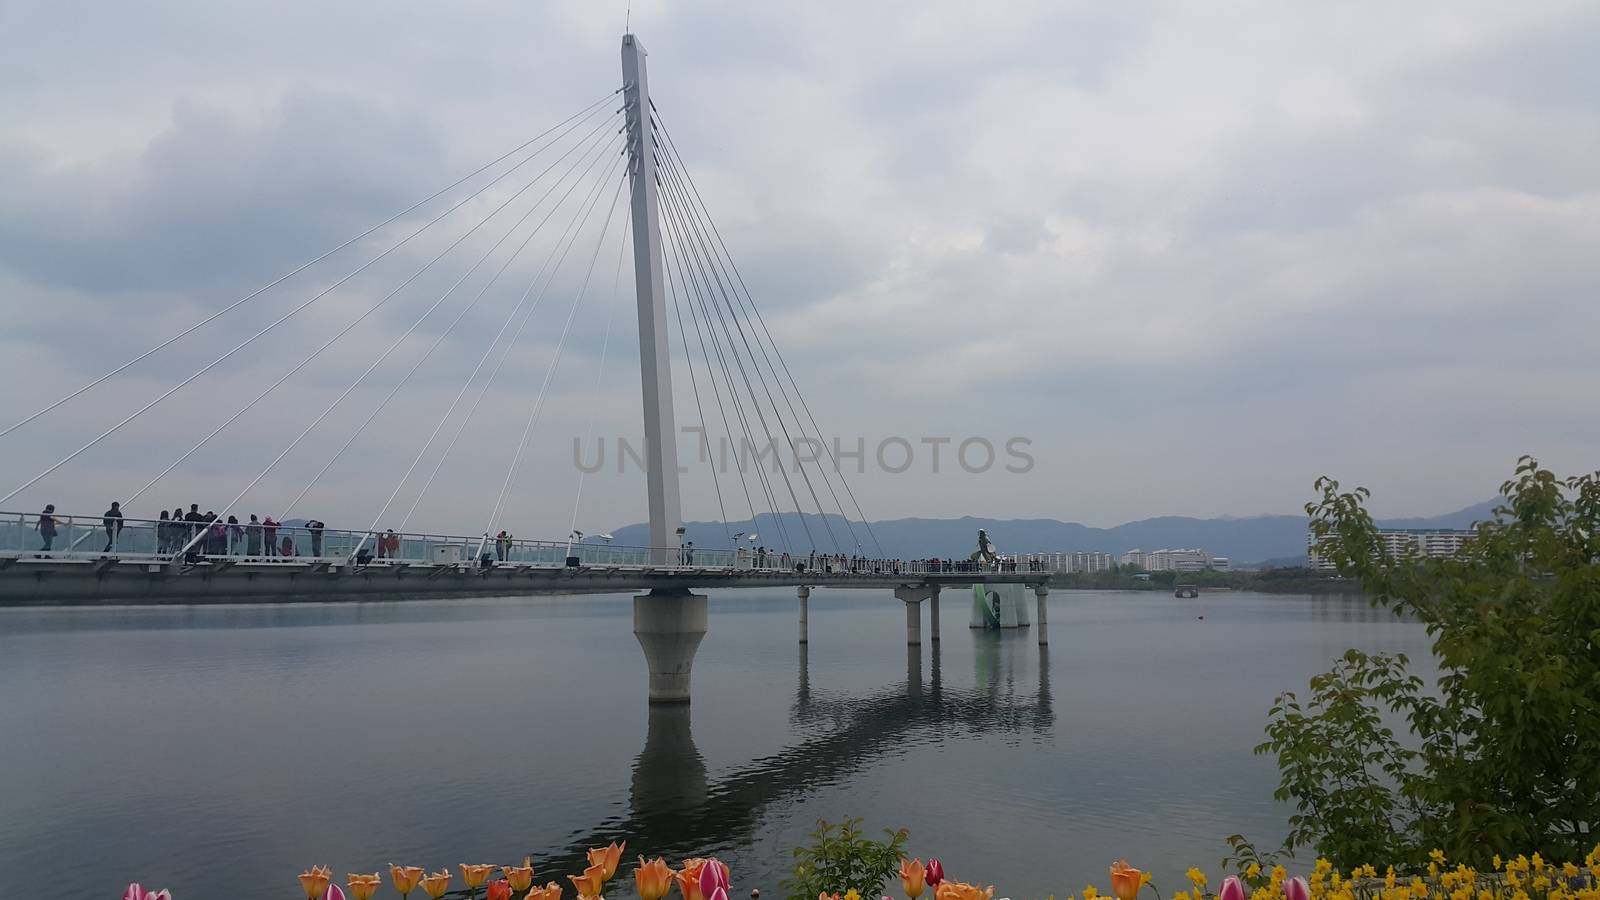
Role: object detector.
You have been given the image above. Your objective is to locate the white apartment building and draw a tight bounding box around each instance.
[1121,548,1225,572]
[1307,528,1473,571]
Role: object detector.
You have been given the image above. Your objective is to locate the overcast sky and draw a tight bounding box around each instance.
[1,0,1596,541]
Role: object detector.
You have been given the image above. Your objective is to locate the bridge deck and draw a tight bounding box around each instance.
[0,554,1047,604]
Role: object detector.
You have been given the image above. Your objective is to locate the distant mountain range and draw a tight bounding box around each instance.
[608,499,1501,568]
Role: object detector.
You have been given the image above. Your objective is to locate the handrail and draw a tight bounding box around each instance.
[0,509,1071,574]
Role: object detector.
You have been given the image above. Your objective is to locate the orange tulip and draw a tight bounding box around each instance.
[935,882,995,900]
[588,842,626,882]
[391,865,427,896]
[901,859,928,899]
[300,866,333,899]
[464,864,498,888]
[636,858,676,900]
[421,870,453,900]
[570,863,608,899]
[676,859,709,900]
[504,859,537,893]
[1110,861,1143,900]
[488,881,514,900]
[527,883,565,900]
[348,874,382,900]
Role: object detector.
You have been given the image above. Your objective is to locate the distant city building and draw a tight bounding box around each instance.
[1121,548,1225,572]
[1307,528,1473,571]
[1070,550,1116,573]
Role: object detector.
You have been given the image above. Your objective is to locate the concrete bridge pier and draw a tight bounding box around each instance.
[928,584,941,641]
[894,585,937,646]
[634,588,708,703]
[797,585,810,644]
[1034,584,1049,645]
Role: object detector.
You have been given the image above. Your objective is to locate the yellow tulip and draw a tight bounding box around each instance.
[570,863,608,899]
[935,882,994,900]
[588,843,626,882]
[901,858,928,900]
[464,864,498,888]
[676,859,708,900]
[504,859,537,893]
[349,874,382,900]
[636,857,676,900]
[527,882,565,900]
[421,870,453,900]
[1111,861,1143,900]
[300,866,333,900]
[391,865,427,896]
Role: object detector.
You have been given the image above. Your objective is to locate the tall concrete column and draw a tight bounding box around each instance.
[1034,584,1049,645]
[621,34,683,563]
[904,598,922,646]
[928,584,941,641]
[797,585,810,644]
[633,588,707,703]
[894,584,935,646]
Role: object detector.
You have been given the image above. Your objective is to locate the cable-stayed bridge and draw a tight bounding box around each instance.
[0,34,1048,701]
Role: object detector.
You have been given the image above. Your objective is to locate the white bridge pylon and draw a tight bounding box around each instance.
[622,33,683,566]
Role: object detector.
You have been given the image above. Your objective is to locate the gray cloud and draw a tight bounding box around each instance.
[1,0,1597,543]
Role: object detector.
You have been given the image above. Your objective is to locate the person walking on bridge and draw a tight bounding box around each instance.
[36,504,59,553]
[102,501,124,552]
[307,520,325,557]
[245,515,263,556]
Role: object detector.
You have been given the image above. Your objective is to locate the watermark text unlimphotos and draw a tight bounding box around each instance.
[573,428,1034,476]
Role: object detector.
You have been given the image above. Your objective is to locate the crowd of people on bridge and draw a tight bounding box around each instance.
[29,501,344,560]
[25,502,1046,573]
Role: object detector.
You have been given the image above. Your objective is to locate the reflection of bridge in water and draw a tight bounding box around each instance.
[533,634,1052,876]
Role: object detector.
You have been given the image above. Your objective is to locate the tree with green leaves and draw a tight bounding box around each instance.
[1258,457,1600,870]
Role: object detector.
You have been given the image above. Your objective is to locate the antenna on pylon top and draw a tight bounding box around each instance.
[625,2,631,32]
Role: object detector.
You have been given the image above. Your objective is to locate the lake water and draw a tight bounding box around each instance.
[0,589,1431,900]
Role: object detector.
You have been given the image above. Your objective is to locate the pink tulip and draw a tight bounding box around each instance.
[1284,878,1308,900]
[1220,877,1246,900]
[709,888,730,900]
[699,858,731,899]
[327,886,348,900]
[926,861,945,888]
[124,885,172,900]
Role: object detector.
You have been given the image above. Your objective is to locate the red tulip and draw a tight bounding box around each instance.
[488,881,514,900]
[1285,878,1309,900]
[926,861,946,889]
[1220,877,1247,900]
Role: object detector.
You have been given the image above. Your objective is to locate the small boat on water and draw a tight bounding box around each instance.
[1175,584,1199,598]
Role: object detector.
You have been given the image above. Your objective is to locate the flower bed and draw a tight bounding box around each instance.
[119,843,1600,900]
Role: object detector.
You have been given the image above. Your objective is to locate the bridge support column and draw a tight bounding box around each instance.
[1035,584,1049,645]
[894,584,936,646]
[797,585,810,644]
[928,584,941,641]
[633,588,707,704]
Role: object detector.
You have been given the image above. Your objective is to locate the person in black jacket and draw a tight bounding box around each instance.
[102,501,124,552]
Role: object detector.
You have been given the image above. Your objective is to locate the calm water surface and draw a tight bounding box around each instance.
[0,590,1430,900]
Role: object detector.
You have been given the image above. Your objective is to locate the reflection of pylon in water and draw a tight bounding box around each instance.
[969,583,1031,629]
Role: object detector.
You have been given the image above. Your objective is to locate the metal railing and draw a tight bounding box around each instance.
[0,510,970,576]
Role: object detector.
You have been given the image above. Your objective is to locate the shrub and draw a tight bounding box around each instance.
[781,817,909,900]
